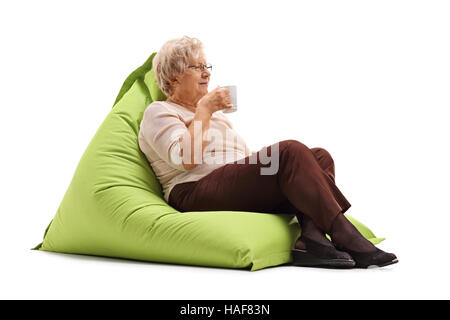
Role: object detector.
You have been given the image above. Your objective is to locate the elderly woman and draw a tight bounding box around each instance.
[138,35,398,269]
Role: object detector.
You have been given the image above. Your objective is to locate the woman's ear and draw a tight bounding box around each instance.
[169,77,179,87]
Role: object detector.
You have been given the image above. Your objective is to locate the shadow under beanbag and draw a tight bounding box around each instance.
[33,52,385,271]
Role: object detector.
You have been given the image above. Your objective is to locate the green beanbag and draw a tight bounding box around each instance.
[33,52,385,271]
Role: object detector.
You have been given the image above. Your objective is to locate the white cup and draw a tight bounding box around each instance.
[221,85,237,113]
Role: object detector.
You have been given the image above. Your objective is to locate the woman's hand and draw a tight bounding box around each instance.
[197,86,233,115]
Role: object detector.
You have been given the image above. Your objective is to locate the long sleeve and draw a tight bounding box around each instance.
[138,101,253,202]
[140,102,188,171]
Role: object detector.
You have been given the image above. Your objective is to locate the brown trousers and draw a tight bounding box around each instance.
[168,140,351,234]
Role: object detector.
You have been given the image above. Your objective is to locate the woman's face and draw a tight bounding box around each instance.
[170,56,210,103]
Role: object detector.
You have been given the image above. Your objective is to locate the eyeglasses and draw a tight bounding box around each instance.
[187,63,212,72]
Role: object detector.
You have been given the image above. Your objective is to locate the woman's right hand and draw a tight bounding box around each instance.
[197,86,233,115]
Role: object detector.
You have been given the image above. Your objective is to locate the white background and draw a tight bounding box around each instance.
[1,0,449,299]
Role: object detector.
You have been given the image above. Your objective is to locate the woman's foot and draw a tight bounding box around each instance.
[292,215,355,268]
[329,213,398,268]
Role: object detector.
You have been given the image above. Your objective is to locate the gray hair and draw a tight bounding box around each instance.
[152,35,205,97]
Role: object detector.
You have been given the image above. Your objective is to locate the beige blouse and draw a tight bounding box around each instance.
[138,101,251,203]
